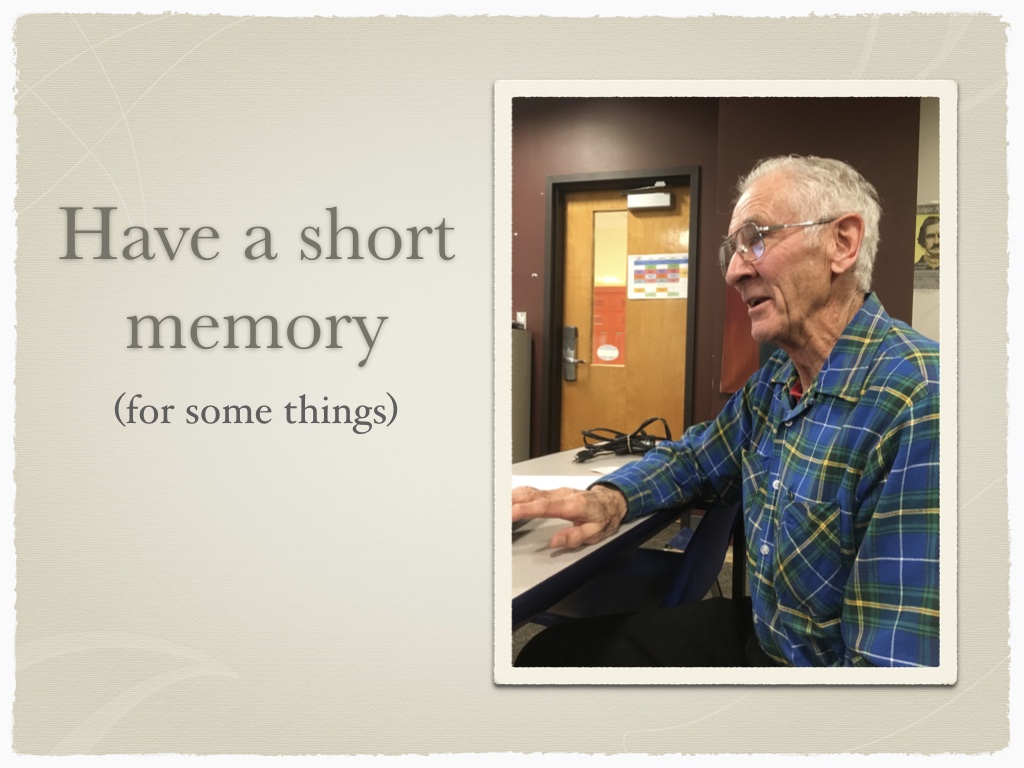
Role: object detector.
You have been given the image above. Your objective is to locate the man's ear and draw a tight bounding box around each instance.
[829,213,865,277]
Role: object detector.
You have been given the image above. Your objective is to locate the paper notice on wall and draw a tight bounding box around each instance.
[629,254,687,299]
[591,285,627,366]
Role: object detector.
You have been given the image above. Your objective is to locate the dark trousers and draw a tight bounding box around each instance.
[515,597,776,667]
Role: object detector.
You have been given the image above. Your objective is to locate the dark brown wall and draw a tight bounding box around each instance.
[512,96,920,458]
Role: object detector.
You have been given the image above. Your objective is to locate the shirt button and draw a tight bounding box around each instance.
[760,544,770,555]
[784,420,793,427]
[772,479,781,490]
[753,615,759,625]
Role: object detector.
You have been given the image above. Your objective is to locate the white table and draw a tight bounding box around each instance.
[511,448,681,628]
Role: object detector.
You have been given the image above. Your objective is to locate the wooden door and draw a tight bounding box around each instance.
[559,187,691,450]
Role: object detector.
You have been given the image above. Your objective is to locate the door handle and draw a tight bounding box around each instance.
[562,326,587,381]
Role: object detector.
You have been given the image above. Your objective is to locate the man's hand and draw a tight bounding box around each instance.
[511,484,628,549]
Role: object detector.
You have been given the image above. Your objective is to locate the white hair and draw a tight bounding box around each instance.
[737,155,882,292]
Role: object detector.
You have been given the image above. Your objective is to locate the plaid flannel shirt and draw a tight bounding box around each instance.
[599,293,940,667]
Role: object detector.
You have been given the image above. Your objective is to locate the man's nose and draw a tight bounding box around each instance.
[724,250,756,286]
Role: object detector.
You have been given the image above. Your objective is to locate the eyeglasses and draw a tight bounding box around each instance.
[717,218,837,277]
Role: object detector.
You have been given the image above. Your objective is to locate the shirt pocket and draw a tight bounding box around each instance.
[773,497,847,620]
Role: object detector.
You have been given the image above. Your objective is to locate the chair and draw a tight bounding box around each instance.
[531,500,744,626]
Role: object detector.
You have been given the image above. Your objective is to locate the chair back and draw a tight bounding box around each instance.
[660,500,743,608]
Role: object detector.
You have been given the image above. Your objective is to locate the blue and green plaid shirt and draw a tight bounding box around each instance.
[599,293,939,667]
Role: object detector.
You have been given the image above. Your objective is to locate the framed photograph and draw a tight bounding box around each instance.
[915,203,940,289]
[498,81,957,686]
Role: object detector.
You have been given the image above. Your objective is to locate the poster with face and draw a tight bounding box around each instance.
[915,203,940,289]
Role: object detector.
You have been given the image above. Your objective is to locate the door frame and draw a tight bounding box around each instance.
[540,166,701,455]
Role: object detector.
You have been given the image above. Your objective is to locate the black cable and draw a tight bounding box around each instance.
[573,417,673,463]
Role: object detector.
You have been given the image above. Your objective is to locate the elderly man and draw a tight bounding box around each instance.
[513,156,939,668]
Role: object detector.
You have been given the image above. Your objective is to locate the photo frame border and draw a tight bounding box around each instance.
[494,79,958,686]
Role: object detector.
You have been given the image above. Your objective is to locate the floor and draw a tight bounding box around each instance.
[510,517,738,664]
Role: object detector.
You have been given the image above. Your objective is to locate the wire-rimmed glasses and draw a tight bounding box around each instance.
[717,218,837,277]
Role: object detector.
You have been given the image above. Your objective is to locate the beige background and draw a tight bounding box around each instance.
[13,14,1008,755]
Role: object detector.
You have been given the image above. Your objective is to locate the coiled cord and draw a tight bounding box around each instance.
[573,417,672,463]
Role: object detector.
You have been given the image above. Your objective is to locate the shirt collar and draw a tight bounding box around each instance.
[769,292,891,402]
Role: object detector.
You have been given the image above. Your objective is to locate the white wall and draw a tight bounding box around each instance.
[912,97,940,342]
